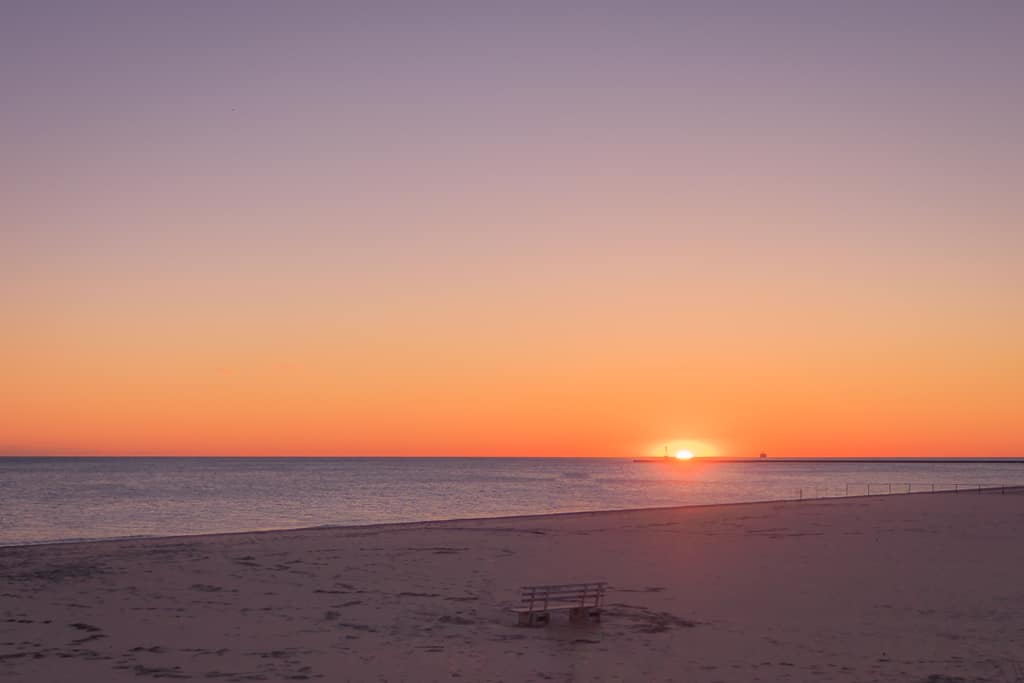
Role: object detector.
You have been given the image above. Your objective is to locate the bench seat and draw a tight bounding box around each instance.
[510,602,595,613]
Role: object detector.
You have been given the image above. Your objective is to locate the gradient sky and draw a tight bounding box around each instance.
[3,2,1022,457]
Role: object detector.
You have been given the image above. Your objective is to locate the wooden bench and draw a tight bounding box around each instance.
[511,582,607,626]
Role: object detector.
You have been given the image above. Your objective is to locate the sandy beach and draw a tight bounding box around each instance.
[2,490,1023,682]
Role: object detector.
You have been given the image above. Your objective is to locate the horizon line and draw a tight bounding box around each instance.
[2,454,1023,461]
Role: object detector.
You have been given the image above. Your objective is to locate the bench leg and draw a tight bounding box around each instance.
[518,611,550,627]
[570,607,602,624]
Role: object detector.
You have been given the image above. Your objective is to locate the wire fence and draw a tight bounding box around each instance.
[795,482,1020,500]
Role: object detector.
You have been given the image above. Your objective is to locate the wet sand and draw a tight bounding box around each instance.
[2,489,1023,682]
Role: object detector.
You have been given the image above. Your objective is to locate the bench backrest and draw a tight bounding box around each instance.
[519,582,606,610]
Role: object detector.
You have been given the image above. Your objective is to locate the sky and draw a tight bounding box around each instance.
[2,2,1022,458]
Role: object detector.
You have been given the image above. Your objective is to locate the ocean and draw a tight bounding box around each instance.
[2,457,1023,546]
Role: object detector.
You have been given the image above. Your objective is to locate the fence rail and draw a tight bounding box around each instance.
[795,482,1019,500]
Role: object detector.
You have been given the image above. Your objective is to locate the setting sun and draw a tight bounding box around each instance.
[675,450,694,460]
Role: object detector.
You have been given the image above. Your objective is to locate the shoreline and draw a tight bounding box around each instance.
[5,484,1022,551]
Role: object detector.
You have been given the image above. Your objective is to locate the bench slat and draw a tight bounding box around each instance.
[519,592,601,602]
[521,582,606,591]
[511,603,600,613]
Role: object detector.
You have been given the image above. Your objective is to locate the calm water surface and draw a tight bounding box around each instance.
[2,457,1023,545]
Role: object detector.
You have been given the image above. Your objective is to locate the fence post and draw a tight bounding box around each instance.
[887,483,891,494]
[954,483,959,493]
[845,483,849,496]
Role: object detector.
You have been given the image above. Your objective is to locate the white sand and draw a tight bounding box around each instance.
[2,489,1024,682]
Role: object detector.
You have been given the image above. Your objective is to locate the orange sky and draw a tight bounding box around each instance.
[3,4,1023,457]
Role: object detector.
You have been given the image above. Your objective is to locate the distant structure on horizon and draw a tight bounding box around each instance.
[760,452,768,459]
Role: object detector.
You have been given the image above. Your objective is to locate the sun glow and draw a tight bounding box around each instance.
[651,440,717,460]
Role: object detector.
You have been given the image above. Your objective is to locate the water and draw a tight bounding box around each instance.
[2,457,1023,546]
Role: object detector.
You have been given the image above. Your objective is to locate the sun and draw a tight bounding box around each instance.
[674,450,694,460]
